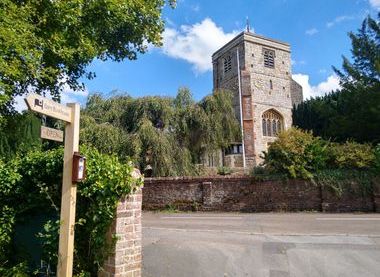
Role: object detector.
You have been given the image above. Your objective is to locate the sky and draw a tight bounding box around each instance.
[14,0,380,110]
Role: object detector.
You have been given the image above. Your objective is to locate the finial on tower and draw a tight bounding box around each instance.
[246,16,250,32]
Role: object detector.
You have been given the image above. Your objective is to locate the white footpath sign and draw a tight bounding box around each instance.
[24,93,72,122]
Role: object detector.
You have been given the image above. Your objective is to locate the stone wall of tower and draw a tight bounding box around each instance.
[212,40,257,166]
[213,42,244,121]
[291,79,304,106]
[243,38,293,165]
[212,32,302,167]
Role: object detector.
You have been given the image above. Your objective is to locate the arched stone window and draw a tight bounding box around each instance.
[263,48,275,68]
[262,109,283,137]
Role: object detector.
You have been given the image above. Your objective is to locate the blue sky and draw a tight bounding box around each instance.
[15,0,380,110]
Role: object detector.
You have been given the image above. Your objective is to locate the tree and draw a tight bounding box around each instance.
[293,84,380,143]
[0,112,42,159]
[294,13,380,144]
[333,13,380,88]
[0,0,175,112]
[81,88,240,176]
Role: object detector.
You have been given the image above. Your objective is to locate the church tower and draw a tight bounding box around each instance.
[212,31,303,167]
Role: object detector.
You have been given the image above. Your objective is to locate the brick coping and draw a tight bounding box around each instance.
[144,175,253,183]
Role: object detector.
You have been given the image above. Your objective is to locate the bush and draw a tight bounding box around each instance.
[262,128,328,179]
[374,144,380,172]
[329,141,375,169]
[217,166,233,175]
[251,166,266,175]
[250,166,287,181]
[315,169,375,197]
[0,146,142,276]
[0,159,21,264]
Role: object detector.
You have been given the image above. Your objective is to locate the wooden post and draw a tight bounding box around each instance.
[57,103,80,277]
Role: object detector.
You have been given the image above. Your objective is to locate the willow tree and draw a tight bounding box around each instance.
[81,88,240,176]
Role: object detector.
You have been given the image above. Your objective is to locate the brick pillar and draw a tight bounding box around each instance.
[202,181,213,207]
[99,189,142,277]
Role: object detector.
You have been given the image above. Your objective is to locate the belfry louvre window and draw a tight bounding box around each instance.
[262,109,283,137]
[223,55,232,73]
[263,49,275,68]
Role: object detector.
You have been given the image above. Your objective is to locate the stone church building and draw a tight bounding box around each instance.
[203,30,303,168]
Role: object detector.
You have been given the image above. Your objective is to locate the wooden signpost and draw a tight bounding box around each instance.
[25,93,72,122]
[25,93,80,277]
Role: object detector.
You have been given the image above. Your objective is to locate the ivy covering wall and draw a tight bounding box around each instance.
[0,146,142,276]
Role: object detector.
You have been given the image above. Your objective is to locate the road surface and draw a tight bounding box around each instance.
[142,212,380,277]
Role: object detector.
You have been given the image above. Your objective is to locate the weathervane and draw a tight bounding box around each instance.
[246,16,250,32]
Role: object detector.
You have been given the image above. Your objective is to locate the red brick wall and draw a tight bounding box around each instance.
[143,177,379,213]
[322,184,374,212]
[99,189,142,277]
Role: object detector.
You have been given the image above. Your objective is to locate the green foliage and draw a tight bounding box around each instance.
[251,166,266,176]
[75,146,141,275]
[0,146,142,275]
[333,13,380,88]
[199,91,241,151]
[0,112,41,159]
[81,88,240,177]
[36,220,60,268]
[250,166,288,181]
[293,83,380,143]
[0,0,175,113]
[163,204,180,213]
[0,159,21,265]
[80,115,136,161]
[315,169,375,197]
[375,144,380,172]
[0,262,29,277]
[217,166,233,176]
[329,141,375,169]
[262,128,328,179]
[0,206,15,262]
[261,128,379,184]
[293,14,380,143]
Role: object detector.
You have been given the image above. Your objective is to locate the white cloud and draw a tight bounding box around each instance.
[162,18,239,73]
[305,28,319,36]
[369,0,380,9]
[58,76,89,104]
[61,85,88,105]
[326,15,355,28]
[292,74,341,100]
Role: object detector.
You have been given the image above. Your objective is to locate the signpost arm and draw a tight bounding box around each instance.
[57,103,80,277]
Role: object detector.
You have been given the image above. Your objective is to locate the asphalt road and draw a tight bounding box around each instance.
[142,212,380,277]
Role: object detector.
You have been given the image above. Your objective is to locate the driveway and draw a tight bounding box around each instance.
[142,212,380,277]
